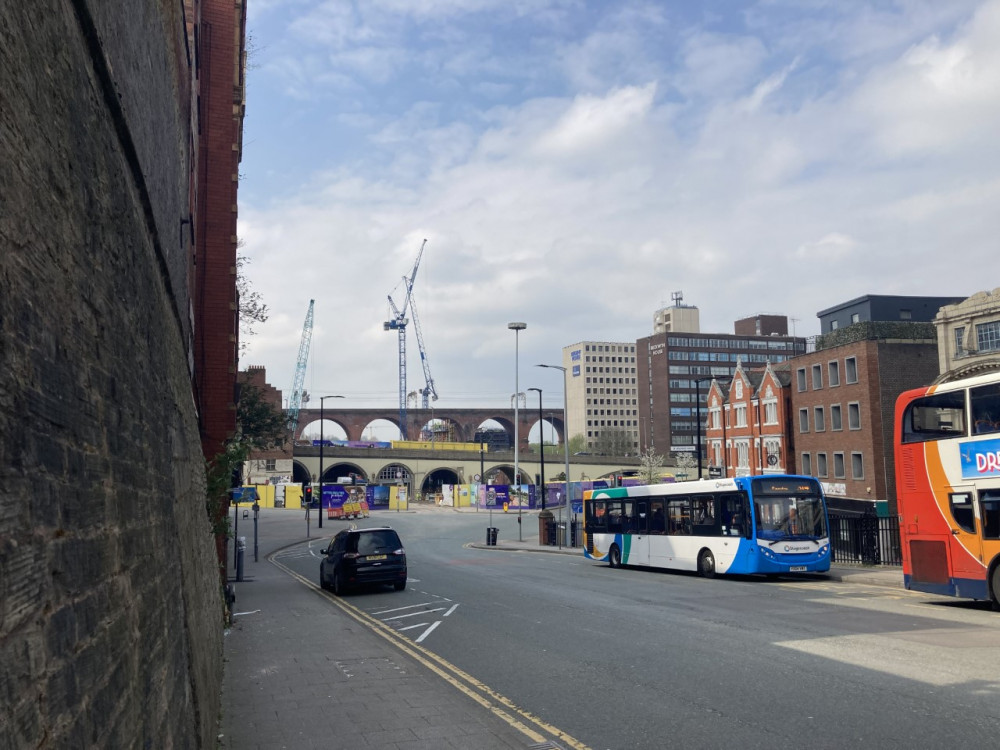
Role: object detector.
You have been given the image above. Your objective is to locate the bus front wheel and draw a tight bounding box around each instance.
[991,565,1000,611]
[698,549,716,579]
[609,545,621,569]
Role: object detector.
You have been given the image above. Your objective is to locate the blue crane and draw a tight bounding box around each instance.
[384,239,435,439]
[286,299,314,433]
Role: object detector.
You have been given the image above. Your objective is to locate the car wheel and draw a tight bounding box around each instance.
[609,545,621,569]
[393,580,406,591]
[698,549,716,579]
[332,569,345,596]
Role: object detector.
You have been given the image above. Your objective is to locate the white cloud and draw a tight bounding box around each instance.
[238,0,1000,407]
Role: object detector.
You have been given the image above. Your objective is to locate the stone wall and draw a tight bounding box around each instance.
[0,1,221,747]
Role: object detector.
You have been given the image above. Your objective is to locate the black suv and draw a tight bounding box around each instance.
[319,526,407,595]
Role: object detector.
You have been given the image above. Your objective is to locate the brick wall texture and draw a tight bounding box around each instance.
[1,1,222,747]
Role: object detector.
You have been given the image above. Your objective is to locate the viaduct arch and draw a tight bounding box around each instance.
[294,407,565,452]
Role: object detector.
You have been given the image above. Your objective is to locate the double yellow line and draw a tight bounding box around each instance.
[272,553,590,750]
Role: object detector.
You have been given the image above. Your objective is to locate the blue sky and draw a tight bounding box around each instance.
[238,0,999,419]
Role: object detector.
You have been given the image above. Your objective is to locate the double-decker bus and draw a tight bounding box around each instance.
[894,371,1000,605]
[582,475,831,577]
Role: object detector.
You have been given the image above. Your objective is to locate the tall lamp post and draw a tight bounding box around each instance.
[527,388,545,509]
[318,395,345,528]
[537,363,570,547]
[508,322,527,541]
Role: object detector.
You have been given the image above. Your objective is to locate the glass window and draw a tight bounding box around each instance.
[982,490,1000,540]
[901,391,964,443]
[799,408,809,433]
[971,383,1000,435]
[851,313,860,324]
[796,368,807,392]
[954,327,966,357]
[977,321,1000,353]
[848,402,862,431]
[831,404,843,431]
[845,357,858,384]
[830,320,839,331]
[667,498,692,535]
[828,360,840,387]
[811,364,822,389]
[851,452,864,479]
[801,453,811,475]
[816,452,828,477]
[833,452,845,479]
[950,492,976,534]
[814,407,826,432]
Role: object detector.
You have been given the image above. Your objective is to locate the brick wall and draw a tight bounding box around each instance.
[1,1,222,746]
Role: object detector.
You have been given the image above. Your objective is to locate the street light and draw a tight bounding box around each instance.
[508,322,527,541]
[527,387,545,510]
[537,363,570,548]
[318,395,345,529]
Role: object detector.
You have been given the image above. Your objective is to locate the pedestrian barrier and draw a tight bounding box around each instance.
[829,512,901,566]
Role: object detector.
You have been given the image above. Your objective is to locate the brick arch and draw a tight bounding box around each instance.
[293,407,563,451]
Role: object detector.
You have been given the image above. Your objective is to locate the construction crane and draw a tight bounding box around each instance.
[408,293,438,408]
[286,300,314,433]
[384,239,432,439]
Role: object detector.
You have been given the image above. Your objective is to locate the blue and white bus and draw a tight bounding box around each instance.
[583,476,831,577]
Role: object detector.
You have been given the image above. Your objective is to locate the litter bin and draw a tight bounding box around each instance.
[236,536,246,581]
[486,527,499,546]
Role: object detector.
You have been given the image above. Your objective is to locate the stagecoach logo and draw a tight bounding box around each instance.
[960,438,1000,479]
[783,543,813,553]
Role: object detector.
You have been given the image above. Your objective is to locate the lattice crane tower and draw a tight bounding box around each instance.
[286,299,314,433]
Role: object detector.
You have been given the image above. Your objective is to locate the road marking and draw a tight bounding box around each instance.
[271,552,589,750]
[381,608,447,621]
[444,603,459,617]
[415,621,441,643]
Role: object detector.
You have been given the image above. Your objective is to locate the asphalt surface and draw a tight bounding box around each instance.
[218,506,903,749]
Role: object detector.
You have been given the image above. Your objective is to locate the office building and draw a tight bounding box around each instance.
[561,341,639,454]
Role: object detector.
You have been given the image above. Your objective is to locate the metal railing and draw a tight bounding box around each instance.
[829,513,901,566]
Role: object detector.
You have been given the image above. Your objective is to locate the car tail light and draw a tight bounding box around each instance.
[344,552,360,559]
[392,548,404,555]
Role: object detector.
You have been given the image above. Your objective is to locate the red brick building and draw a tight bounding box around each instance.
[193,0,247,463]
[704,361,794,478]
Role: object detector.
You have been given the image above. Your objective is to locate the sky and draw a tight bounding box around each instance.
[237,0,1000,421]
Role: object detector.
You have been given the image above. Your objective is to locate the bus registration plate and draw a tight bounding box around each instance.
[789,565,806,572]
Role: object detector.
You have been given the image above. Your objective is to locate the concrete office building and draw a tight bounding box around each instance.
[561,341,640,454]
[637,315,806,459]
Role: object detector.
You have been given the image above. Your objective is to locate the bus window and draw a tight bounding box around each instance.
[971,384,1000,435]
[667,498,691,535]
[949,492,976,534]
[902,391,966,443]
[649,500,666,534]
[634,501,647,535]
[589,500,607,527]
[720,494,743,536]
[982,491,1000,539]
[607,502,623,533]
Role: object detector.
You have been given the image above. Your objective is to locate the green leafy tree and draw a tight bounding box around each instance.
[568,433,586,454]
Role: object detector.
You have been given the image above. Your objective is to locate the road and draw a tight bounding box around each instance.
[279,509,1000,749]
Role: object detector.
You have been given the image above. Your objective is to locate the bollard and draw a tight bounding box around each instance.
[236,536,246,582]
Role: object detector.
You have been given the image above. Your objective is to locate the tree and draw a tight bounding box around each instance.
[673,451,697,481]
[205,382,288,576]
[639,447,664,485]
[568,433,586,454]
[236,249,268,357]
[593,427,634,457]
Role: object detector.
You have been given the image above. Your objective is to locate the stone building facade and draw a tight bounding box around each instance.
[0,1,247,746]
[934,288,1000,380]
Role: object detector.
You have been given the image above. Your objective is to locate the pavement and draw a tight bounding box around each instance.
[218,505,902,749]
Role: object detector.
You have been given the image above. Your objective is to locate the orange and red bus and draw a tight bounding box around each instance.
[895,371,1000,605]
